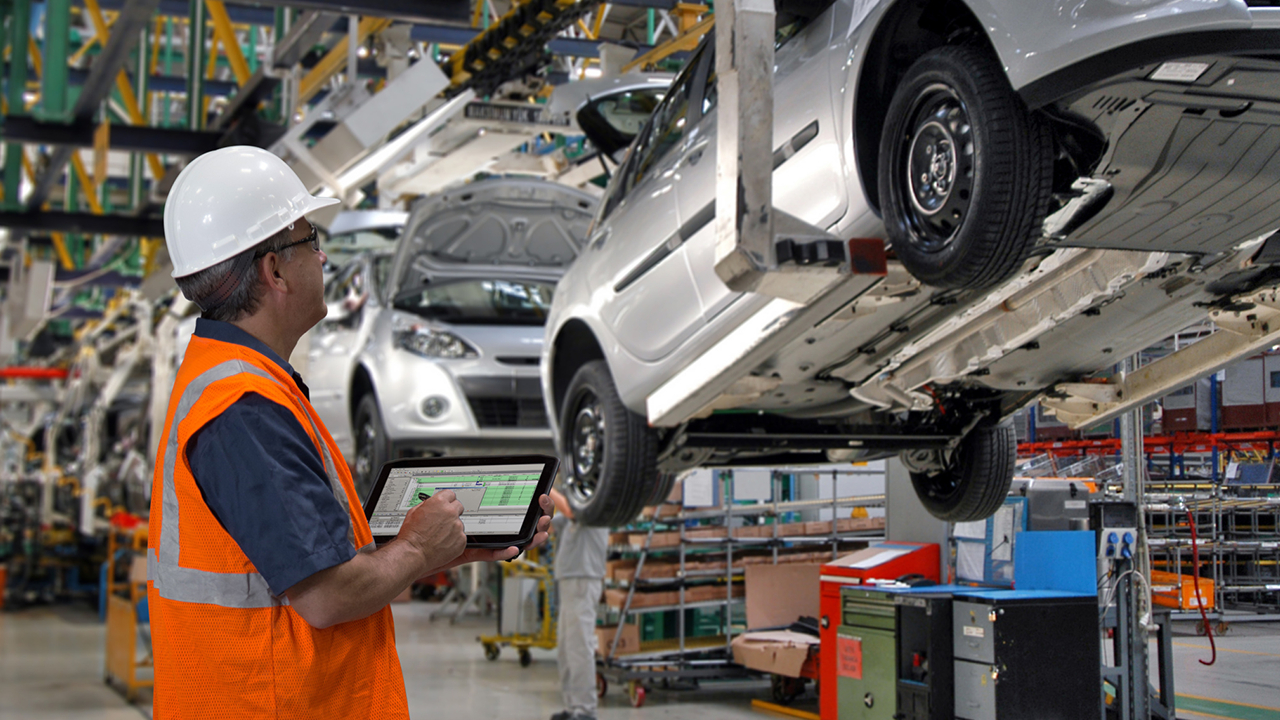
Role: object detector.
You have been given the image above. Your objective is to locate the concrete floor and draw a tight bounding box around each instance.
[0,600,1277,720]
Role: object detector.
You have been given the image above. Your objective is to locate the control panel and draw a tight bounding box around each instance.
[1089,501,1138,562]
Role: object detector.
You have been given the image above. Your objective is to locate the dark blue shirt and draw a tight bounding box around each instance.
[186,319,355,596]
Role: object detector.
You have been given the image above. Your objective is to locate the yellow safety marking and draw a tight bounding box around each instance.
[1173,642,1280,658]
[750,699,819,720]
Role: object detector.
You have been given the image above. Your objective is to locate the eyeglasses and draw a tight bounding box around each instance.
[257,224,319,258]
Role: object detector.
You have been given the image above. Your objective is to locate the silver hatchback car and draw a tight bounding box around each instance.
[543,0,1280,525]
[307,177,597,497]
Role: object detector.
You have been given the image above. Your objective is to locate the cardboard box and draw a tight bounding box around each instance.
[805,520,834,536]
[745,563,822,630]
[730,631,819,678]
[605,588,678,608]
[838,516,885,532]
[596,624,641,657]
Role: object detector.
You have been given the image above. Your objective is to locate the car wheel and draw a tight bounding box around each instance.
[878,44,1053,290]
[560,360,659,527]
[643,471,678,508]
[353,394,388,503]
[907,422,1015,522]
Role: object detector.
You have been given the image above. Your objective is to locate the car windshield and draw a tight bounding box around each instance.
[392,278,556,325]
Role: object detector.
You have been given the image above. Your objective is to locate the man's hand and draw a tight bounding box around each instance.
[397,489,466,573]
[429,494,555,572]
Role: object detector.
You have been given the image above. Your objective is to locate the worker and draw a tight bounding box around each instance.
[549,487,609,720]
[147,146,552,719]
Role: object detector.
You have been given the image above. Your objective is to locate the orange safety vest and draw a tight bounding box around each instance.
[147,333,409,719]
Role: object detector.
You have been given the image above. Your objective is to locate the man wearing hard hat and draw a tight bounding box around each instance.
[146,146,553,719]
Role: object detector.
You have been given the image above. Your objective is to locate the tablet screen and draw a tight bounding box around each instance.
[367,461,546,537]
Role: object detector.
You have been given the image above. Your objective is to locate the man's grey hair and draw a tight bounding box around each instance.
[174,224,301,322]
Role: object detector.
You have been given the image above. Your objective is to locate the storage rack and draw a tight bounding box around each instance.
[597,467,886,707]
[1019,448,1280,614]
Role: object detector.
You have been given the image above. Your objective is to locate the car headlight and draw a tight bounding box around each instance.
[396,327,479,359]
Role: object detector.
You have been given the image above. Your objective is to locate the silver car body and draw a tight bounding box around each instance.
[307,177,596,467]
[544,0,1280,451]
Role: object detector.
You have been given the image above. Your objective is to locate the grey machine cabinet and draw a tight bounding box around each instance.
[952,594,1100,720]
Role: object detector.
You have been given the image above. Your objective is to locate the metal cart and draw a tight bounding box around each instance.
[478,549,557,667]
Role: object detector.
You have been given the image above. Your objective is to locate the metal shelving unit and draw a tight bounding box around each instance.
[597,467,886,707]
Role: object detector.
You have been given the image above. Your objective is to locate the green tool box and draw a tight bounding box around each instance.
[837,587,897,720]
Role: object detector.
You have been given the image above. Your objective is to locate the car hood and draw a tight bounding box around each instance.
[388,176,597,297]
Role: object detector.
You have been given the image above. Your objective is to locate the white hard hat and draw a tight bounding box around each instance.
[164,146,339,278]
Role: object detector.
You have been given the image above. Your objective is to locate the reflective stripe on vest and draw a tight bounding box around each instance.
[150,359,353,608]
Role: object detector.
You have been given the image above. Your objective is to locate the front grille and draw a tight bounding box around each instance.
[467,397,548,428]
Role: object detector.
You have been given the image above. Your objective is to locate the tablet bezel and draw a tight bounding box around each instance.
[362,454,558,549]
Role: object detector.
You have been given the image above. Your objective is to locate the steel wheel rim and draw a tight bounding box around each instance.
[567,391,606,503]
[354,419,377,483]
[917,445,962,501]
[900,84,975,253]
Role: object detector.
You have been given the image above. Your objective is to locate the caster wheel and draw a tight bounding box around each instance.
[770,674,804,705]
[519,649,532,667]
[483,644,500,662]
[628,681,646,708]
[1195,620,1208,636]
[1215,621,1231,635]
[597,672,608,698]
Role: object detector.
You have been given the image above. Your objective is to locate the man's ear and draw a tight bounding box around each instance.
[259,253,288,294]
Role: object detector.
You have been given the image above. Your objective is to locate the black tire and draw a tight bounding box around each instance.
[878,45,1054,291]
[642,471,678,509]
[908,422,1015,522]
[560,360,659,527]
[352,394,389,503]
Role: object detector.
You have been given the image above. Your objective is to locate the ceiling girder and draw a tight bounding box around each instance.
[27,0,162,209]
[272,10,342,68]
[1,116,223,155]
[241,0,470,25]
[0,210,164,236]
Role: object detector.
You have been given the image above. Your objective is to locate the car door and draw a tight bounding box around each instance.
[308,258,373,453]
[678,12,842,323]
[592,54,708,363]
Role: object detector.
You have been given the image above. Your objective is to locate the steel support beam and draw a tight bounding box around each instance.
[3,0,31,211]
[272,10,340,68]
[83,0,276,25]
[1,116,223,154]
[26,0,162,209]
[57,68,240,98]
[206,0,252,85]
[241,0,469,24]
[186,0,207,130]
[298,16,391,103]
[0,210,164,236]
[38,0,73,122]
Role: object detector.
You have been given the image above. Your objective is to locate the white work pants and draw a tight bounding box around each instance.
[557,577,603,716]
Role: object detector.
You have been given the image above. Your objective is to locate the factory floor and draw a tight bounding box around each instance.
[0,600,1277,720]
